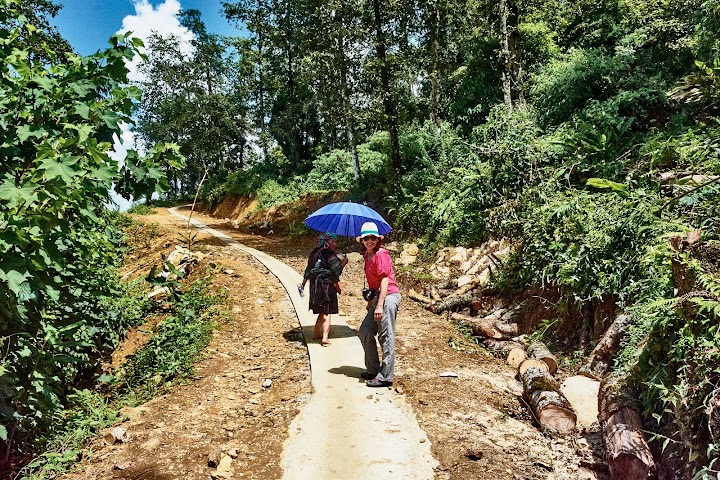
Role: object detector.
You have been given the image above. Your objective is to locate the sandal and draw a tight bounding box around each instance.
[321,340,331,347]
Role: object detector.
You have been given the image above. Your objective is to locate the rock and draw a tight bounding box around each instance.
[439,371,459,378]
[113,462,131,470]
[385,242,399,252]
[403,243,419,256]
[228,449,238,458]
[262,379,272,388]
[208,448,224,467]
[223,269,235,275]
[217,455,233,472]
[346,252,362,262]
[448,247,468,265]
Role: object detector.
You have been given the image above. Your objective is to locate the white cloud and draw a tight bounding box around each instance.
[117,0,195,83]
[107,1,195,210]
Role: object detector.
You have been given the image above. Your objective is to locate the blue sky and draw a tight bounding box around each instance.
[51,0,243,56]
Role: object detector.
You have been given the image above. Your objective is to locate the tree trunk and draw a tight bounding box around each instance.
[599,373,655,480]
[518,358,549,376]
[371,0,401,178]
[522,365,561,394]
[408,289,434,307]
[522,367,576,435]
[450,312,518,339]
[481,338,526,352]
[498,0,512,109]
[579,314,633,380]
[527,341,558,374]
[431,293,476,314]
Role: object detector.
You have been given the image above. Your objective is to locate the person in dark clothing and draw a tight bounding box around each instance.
[300,233,348,346]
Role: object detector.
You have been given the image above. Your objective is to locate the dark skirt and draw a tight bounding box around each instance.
[309,280,339,315]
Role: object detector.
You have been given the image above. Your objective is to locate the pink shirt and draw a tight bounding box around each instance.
[364,248,400,295]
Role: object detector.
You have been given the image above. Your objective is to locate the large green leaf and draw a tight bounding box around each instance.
[0,178,38,208]
[16,125,47,142]
[38,156,80,184]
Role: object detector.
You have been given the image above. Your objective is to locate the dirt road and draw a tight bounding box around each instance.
[63,207,605,480]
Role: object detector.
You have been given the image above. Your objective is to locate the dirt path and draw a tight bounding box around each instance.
[167,208,437,479]
[63,206,606,480]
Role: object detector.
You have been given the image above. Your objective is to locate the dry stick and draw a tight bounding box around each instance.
[185,167,209,246]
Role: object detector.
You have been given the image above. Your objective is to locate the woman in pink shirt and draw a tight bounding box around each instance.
[357,222,401,387]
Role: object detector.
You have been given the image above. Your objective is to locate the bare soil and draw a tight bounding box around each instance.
[63,205,608,479]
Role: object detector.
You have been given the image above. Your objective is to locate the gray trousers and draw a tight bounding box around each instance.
[359,293,401,382]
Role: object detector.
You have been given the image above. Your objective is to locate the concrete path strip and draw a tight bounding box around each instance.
[168,208,437,479]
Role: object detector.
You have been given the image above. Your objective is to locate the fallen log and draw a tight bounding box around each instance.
[522,366,576,435]
[526,390,577,435]
[430,287,442,302]
[408,289,434,307]
[527,341,558,374]
[518,359,549,376]
[522,365,561,393]
[431,293,477,314]
[450,312,519,339]
[579,314,633,380]
[599,373,655,480]
[507,348,527,369]
[481,338,526,353]
[435,278,458,290]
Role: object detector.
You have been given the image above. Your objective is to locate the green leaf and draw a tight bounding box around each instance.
[0,269,33,301]
[74,103,91,119]
[0,424,6,441]
[0,178,37,208]
[586,178,629,197]
[39,156,80,184]
[16,125,47,142]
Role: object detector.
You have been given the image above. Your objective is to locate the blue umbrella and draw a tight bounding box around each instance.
[304,202,392,237]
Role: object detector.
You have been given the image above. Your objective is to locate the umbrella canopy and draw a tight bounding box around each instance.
[304,202,392,237]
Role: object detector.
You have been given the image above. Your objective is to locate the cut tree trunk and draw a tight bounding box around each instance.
[522,366,576,435]
[507,348,526,368]
[481,338,526,352]
[603,408,655,480]
[579,314,633,380]
[408,289,434,307]
[522,366,561,394]
[526,390,577,435]
[450,312,519,339]
[599,373,655,480]
[527,341,558,374]
[432,293,476,314]
[518,359,549,376]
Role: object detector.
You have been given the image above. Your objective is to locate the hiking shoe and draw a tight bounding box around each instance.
[366,378,392,388]
[360,371,377,380]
